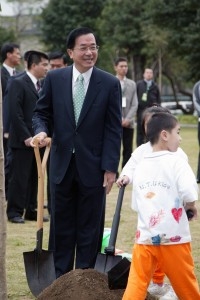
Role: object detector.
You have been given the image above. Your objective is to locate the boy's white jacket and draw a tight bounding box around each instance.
[131,150,198,245]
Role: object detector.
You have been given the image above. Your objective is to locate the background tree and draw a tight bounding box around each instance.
[148,0,200,82]
[0,81,7,300]
[0,27,16,55]
[41,0,106,56]
[98,0,147,80]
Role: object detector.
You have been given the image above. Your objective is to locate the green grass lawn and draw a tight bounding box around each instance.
[6,125,200,299]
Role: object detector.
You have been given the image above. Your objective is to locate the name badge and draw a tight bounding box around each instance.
[142,93,147,101]
[122,97,126,107]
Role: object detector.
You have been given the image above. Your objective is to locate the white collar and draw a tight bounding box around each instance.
[73,65,93,85]
[26,71,38,86]
[3,63,15,76]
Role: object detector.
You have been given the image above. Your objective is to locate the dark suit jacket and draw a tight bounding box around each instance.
[136,79,161,114]
[1,66,11,97]
[33,66,122,186]
[8,73,39,149]
[3,71,25,133]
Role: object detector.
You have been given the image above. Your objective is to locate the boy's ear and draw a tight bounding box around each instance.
[160,130,168,141]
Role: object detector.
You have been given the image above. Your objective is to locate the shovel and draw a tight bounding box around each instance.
[94,185,130,281]
[23,138,56,297]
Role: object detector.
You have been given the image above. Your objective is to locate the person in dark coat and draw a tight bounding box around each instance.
[7,50,49,223]
[136,68,161,146]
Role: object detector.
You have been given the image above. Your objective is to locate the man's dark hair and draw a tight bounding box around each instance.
[27,50,48,69]
[66,27,96,49]
[146,112,178,145]
[114,57,128,66]
[1,42,20,62]
[23,50,35,62]
[48,51,68,64]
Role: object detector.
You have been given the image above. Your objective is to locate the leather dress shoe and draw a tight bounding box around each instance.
[24,213,49,222]
[9,216,25,224]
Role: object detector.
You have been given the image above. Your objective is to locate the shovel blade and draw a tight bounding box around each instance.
[23,249,56,297]
[108,257,131,289]
[94,253,122,274]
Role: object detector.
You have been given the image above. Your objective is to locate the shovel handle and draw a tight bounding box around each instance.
[33,138,51,234]
[105,185,126,255]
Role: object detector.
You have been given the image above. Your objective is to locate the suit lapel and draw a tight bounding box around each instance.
[23,73,38,98]
[62,66,76,127]
[77,67,101,127]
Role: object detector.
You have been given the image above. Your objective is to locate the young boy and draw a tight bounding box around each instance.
[119,113,200,299]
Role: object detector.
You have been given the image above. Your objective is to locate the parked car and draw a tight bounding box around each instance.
[161,94,194,115]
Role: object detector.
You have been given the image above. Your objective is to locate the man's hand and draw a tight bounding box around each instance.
[30,132,48,148]
[24,137,33,147]
[103,171,116,194]
[122,119,130,127]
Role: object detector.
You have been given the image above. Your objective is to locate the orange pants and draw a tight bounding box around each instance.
[152,261,165,284]
[122,243,200,300]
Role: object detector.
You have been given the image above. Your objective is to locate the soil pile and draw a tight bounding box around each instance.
[37,269,155,300]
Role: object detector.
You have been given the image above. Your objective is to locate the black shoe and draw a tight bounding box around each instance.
[9,216,25,224]
[25,213,49,222]
[197,179,200,183]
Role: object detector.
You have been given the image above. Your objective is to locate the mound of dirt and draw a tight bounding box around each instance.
[37,269,156,300]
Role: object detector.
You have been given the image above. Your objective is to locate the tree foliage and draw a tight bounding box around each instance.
[98,0,148,80]
[41,0,106,53]
[147,0,200,81]
[0,27,16,52]
[40,0,200,88]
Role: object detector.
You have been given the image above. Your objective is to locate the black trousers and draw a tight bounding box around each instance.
[7,148,37,219]
[122,127,134,168]
[136,112,146,147]
[49,155,105,277]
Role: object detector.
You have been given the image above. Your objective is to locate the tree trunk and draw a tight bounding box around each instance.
[0,78,7,299]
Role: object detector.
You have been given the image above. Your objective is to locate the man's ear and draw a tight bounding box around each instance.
[67,49,73,59]
[160,130,168,141]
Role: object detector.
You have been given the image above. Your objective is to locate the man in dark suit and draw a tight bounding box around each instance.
[136,68,161,146]
[48,50,68,69]
[0,42,21,96]
[0,43,21,196]
[31,27,122,277]
[6,50,49,224]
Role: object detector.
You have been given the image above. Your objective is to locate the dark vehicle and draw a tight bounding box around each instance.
[161,94,194,115]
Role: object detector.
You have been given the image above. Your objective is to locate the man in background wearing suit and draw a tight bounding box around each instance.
[7,50,49,224]
[31,27,122,277]
[0,42,21,96]
[136,68,160,146]
[48,50,68,70]
[0,43,21,195]
[114,57,138,168]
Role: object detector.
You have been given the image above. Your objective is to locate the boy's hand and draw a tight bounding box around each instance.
[116,175,130,187]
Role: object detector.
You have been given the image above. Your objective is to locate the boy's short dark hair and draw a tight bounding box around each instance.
[141,105,171,136]
[146,112,178,145]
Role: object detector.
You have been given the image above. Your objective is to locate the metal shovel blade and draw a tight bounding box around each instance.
[23,249,56,297]
[107,257,131,289]
[94,252,123,274]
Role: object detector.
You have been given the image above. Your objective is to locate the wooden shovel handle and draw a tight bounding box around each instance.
[33,138,51,231]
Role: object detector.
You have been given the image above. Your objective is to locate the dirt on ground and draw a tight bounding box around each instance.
[37,269,156,300]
